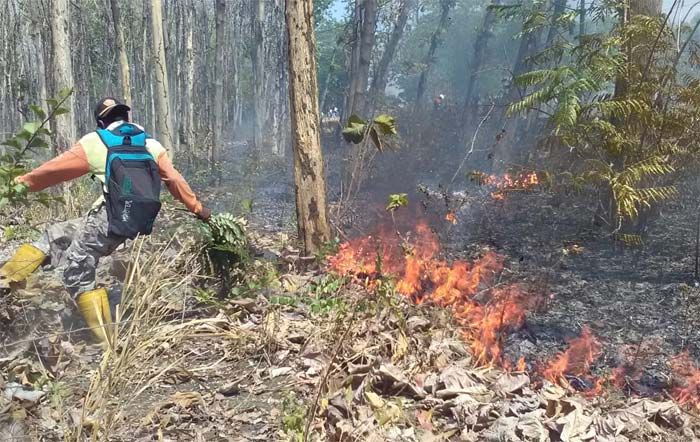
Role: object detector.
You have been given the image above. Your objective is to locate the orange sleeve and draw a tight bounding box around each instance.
[16,143,90,192]
[156,152,203,214]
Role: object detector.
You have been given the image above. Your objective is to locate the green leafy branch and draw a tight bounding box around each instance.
[342,114,398,152]
[0,88,73,209]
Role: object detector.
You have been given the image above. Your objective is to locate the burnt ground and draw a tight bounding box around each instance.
[443,185,700,390]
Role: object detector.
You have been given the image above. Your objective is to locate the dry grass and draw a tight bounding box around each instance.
[69,236,243,441]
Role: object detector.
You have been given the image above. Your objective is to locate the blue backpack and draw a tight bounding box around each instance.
[96,123,162,238]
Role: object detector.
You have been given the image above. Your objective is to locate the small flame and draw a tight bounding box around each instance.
[543,326,602,389]
[476,171,540,201]
[670,352,700,409]
[445,212,457,224]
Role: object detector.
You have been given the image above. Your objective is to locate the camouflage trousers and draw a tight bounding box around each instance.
[33,205,125,298]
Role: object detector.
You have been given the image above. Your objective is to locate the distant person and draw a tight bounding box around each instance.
[433,94,445,110]
[0,97,211,343]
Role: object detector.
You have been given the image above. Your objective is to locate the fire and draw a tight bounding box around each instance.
[670,352,700,409]
[543,326,602,390]
[328,221,538,367]
[472,171,540,200]
[445,212,457,224]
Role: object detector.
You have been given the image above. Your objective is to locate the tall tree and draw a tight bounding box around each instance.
[545,0,567,47]
[108,0,131,105]
[462,0,501,126]
[184,0,196,150]
[251,0,266,151]
[285,0,331,255]
[149,0,176,155]
[368,0,411,112]
[492,1,545,170]
[345,0,377,118]
[414,0,455,112]
[213,0,226,170]
[49,0,75,153]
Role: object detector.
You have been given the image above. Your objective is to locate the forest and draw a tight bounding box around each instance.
[3,0,700,440]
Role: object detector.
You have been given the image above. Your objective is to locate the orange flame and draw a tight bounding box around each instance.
[445,212,457,224]
[670,352,700,409]
[480,172,540,200]
[328,221,539,367]
[543,326,602,389]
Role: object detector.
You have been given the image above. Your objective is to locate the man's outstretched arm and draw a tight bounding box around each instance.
[156,152,211,220]
[17,144,90,191]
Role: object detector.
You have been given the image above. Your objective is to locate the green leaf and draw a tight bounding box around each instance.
[58,87,74,99]
[372,114,397,136]
[53,108,70,117]
[369,127,383,152]
[2,138,22,150]
[240,199,253,213]
[386,193,408,212]
[16,130,32,141]
[29,105,46,120]
[22,122,40,135]
[342,115,367,144]
[27,137,48,149]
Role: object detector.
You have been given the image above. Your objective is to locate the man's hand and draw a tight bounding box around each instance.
[197,206,212,222]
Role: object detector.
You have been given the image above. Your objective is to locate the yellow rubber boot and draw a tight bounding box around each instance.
[0,244,45,283]
[77,288,113,344]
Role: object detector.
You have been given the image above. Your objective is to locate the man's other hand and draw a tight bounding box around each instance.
[197,206,212,222]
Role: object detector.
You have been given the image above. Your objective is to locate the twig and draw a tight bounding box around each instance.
[303,313,356,441]
[449,102,496,190]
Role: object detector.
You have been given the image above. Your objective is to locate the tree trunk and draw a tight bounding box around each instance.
[285,0,331,255]
[212,0,226,171]
[184,0,196,150]
[463,0,500,127]
[345,0,377,119]
[491,1,544,170]
[630,0,662,16]
[414,0,455,112]
[30,10,47,106]
[108,0,131,105]
[49,0,75,153]
[545,0,567,47]
[251,0,266,152]
[579,0,586,36]
[149,0,176,155]
[368,0,411,112]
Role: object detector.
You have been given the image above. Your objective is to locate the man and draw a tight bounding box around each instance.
[0,97,210,343]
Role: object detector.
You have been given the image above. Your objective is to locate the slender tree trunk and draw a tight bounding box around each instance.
[545,0,567,47]
[149,0,176,155]
[285,0,331,255]
[49,0,75,153]
[251,0,266,151]
[212,0,226,172]
[492,1,544,170]
[184,0,196,150]
[319,46,337,113]
[30,12,47,105]
[368,0,411,112]
[108,0,131,104]
[463,0,500,127]
[345,0,377,118]
[414,0,455,112]
[579,0,586,36]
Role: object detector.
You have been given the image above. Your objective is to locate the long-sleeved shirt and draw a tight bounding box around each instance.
[17,122,203,215]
